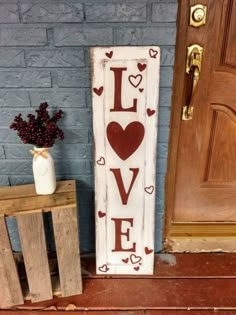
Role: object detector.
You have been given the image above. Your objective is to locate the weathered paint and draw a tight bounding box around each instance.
[91,47,160,274]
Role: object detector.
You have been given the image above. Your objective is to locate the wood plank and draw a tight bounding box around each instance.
[15,278,236,310]
[80,253,236,278]
[1,311,235,315]
[91,46,159,275]
[16,253,236,279]
[21,275,62,300]
[16,212,52,303]
[147,312,236,315]
[83,313,144,315]
[52,207,82,297]
[0,312,145,315]
[0,217,24,308]
[0,191,76,217]
[154,253,236,278]
[3,254,236,311]
[0,180,75,200]
[12,312,231,315]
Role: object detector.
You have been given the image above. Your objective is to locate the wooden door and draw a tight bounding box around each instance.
[165,0,236,251]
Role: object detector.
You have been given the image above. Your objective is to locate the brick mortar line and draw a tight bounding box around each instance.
[1,145,6,159]
[16,0,177,3]
[0,65,174,70]
[0,22,177,27]
[11,45,175,49]
[0,87,171,90]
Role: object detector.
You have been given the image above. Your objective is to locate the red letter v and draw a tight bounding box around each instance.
[110,168,139,205]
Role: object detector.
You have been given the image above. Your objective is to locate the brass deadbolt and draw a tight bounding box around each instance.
[190,4,207,27]
[192,8,205,22]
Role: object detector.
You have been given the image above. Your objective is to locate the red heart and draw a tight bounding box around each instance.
[149,48,158,58]
[147,108,156,116]
[139,88,144,93]
[145,185,154,194]
[137,63,146,72]
[96,157,105,165]
[98,211,106,218]
[130,254,142,264]
[122,258,129,264]
[145,247,153,255]
[93,86,103,96]
[105,51,113,59]
[134,266,140,271]
[128,74,142,88]
[98,264,109,273]
[106,121,145,160]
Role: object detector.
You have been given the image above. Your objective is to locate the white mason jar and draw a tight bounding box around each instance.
[32,147,56,195]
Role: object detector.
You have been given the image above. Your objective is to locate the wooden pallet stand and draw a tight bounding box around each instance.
[0,180,82,309]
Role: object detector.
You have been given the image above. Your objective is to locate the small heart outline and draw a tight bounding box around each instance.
[98,264,109,273]
[128,74,142,88]
[149,48,158,59]
[96,157,105,165]
[145,185,154,194]
[130,254,142,264]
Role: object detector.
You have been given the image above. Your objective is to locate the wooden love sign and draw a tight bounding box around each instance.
[91,47,160,274]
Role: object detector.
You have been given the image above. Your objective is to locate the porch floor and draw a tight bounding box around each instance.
[2,253,236,314]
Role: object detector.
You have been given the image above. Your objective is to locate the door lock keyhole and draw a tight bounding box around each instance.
[190,4,207,27]
[192,8,205,22]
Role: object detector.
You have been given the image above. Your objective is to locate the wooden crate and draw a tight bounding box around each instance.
[0,180,82,308]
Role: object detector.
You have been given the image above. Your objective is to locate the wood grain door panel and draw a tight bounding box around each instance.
[165,0,236,248]
[221,0,236,68]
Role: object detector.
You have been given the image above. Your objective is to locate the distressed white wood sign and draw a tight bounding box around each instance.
[91,46,160,275]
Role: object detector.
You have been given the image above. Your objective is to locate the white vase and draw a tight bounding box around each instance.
[32,147,56,195]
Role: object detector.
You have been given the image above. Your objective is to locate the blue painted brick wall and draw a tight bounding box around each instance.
[0,0,177,253]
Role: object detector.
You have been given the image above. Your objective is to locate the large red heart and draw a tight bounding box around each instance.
[106,121,145,160]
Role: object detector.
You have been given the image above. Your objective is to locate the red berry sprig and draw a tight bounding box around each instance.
[10,102,64,148]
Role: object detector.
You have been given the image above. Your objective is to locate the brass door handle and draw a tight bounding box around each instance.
[182,44,203,120]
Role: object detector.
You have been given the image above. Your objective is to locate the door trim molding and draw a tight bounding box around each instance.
[169,222,236,237]
[164,0,189,240]
[165,222,236,252]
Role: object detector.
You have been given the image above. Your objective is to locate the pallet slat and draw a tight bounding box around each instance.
[0,191,76,217]
[52,207,82,296]
[0,180,75,200]
[0,217,24,308]
[16,212,53,303]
